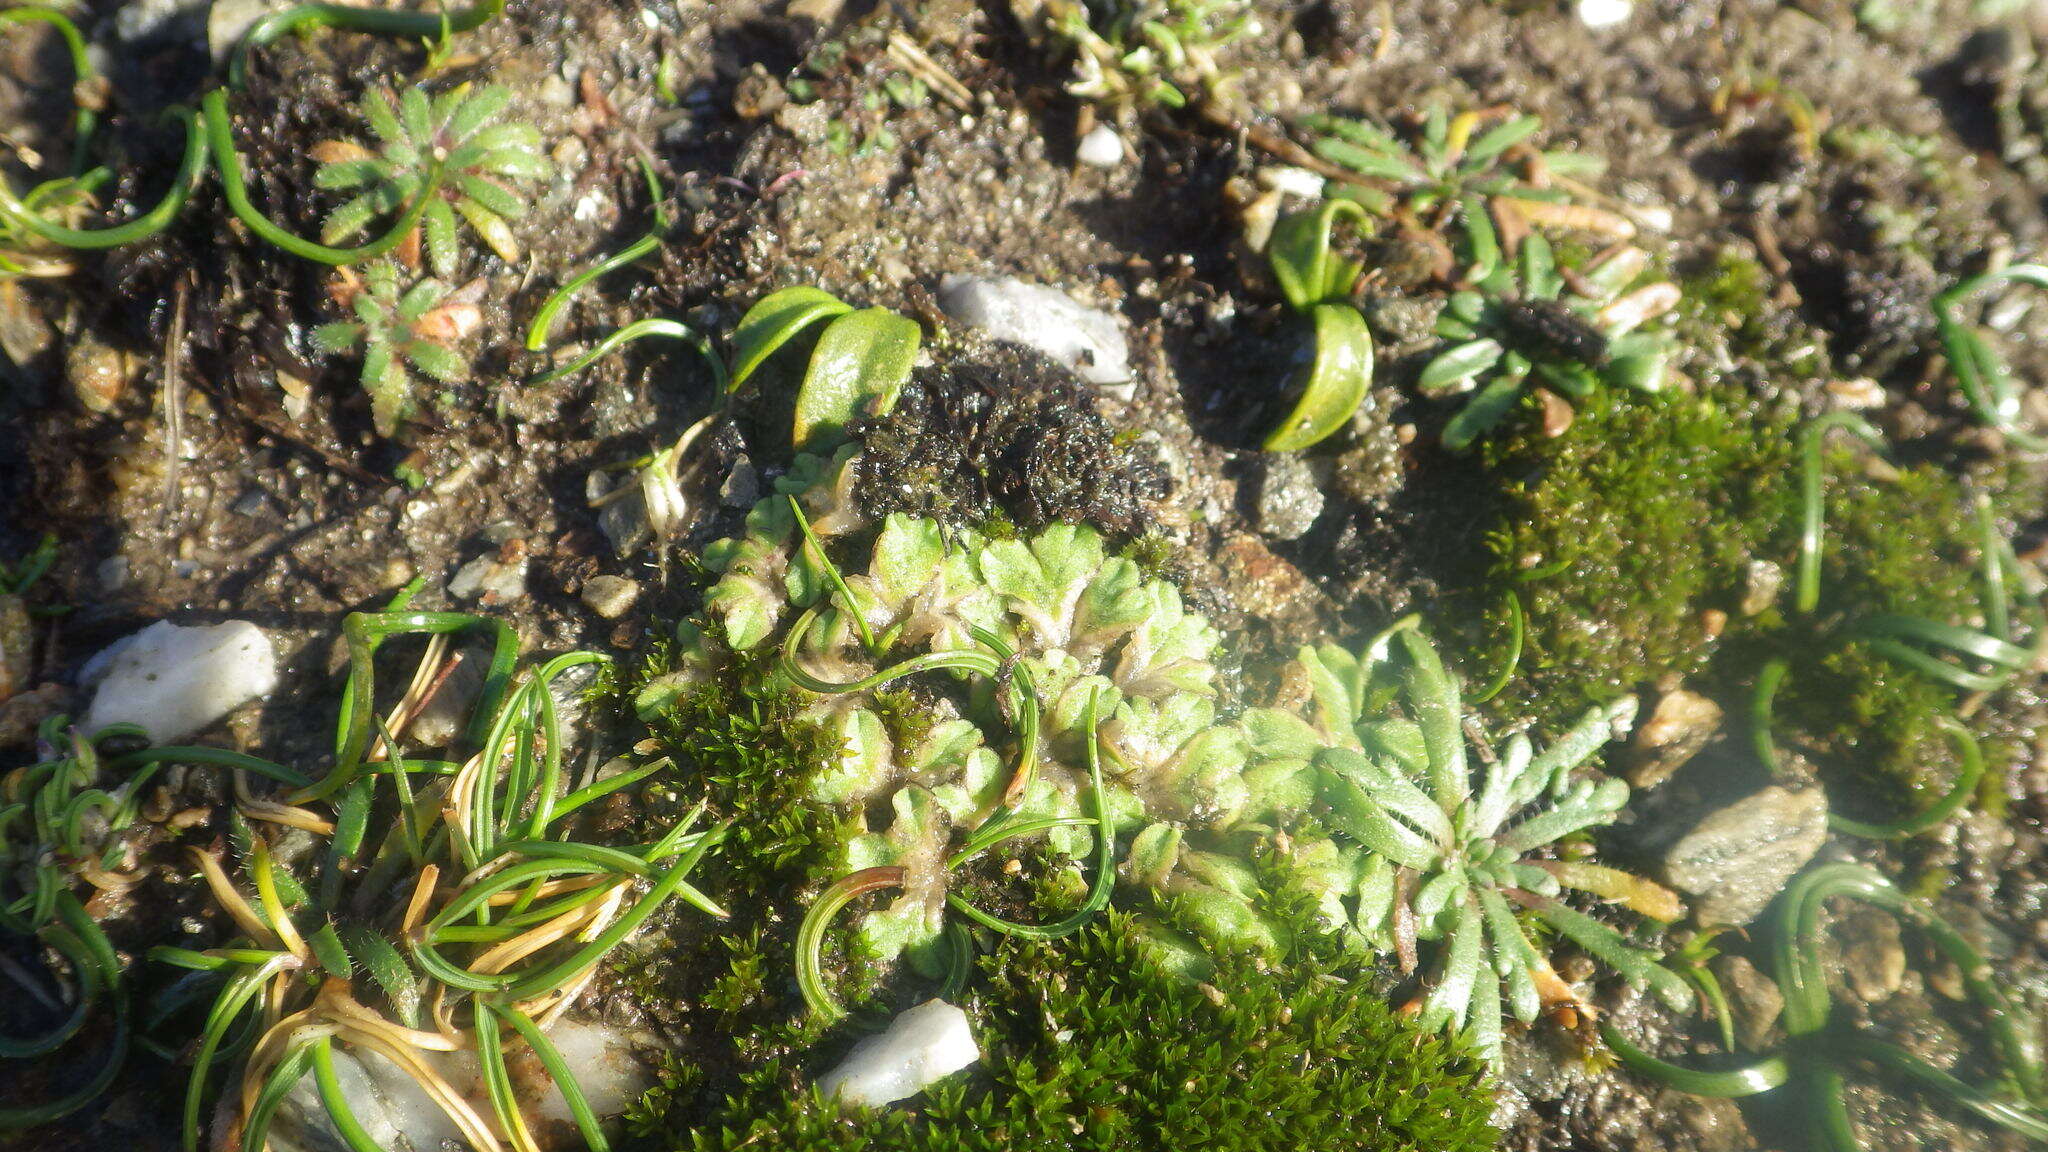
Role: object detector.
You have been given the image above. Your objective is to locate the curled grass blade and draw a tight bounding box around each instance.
[204,90,445,267]
[796,866,906,1024]
[529,318,724,389]
[1262,302,1373,452]
[1795,412,1887,615]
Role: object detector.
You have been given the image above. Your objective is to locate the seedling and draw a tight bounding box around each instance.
[315,83,548,275]
[313,262,476,436]
[1419,234,1677,449]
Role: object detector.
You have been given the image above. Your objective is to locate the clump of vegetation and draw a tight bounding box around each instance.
[1306,105,1621,275]
[1672,249,1832,385]
[1473,379,2027,817]
[1420,235,1680,449]
[0,718,149,1128]
[677,913,1499,1152]
[1309,618,1689,1063]
[1045,0,1255,113]
[147,612,726,1152]
[648,443,1311,996]
[313,83,548,275]
[313,262,477,435]
[1474,387,1795,729]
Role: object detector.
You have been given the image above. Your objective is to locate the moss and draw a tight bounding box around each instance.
[1464,379,2019,810]
[1471,387,1797,731]
[1772,457,2015,811]
[1673,251,1832,384]
[673,914,1496,1152]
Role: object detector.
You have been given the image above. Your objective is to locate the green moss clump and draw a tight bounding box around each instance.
[1465,378,2022,811]
[1673,251,1832,384]
[1775,458,2011,811]
[1474,387,1796,730]
[677,914,1498,1152]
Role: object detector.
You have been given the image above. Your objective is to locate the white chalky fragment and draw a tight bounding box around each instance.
[81,620,276,743]
[815,999,980,1108]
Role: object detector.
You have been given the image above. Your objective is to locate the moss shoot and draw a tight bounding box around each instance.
[671,914,1498,1152]
[1464,382,2021,811]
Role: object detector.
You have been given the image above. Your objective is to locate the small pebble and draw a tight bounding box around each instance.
[937,274,1132,395]
[581,575,639,620]
[81,620,277,743]
[816,1000,980,1108]
[1076,124,1124,169]
[1576,0,1632,28]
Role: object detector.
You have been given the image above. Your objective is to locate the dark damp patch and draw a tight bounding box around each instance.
[850,344,1166,542]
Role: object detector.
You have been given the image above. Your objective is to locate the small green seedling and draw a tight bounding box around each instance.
[1420,234,1677,450]
[1307,105,1623,284]
[1311,617,1690,1065]
[1261,200,1375,451]
[313,263,475,436]
[315,83,549,275]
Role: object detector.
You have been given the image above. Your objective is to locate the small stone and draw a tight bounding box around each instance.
[937,274,1132,395]
[1740,560,1783,617]
[1076,123,1123,168]
[67,336,129,414]
[448,554,528,604]
[1827,907,1906,1003]
[1628,688,1723,789]
[208,0,294,63]
[815,999,979,1108]
[1256,165,1327,201]
[581,575,639,619]
[1252,453,1323,541]
[1660,785,1827,927]
[1576,0,1632,28]
[1536,388,1575,438]
[1713,954,1783,1050]
[81,620,277,743]
[0,683,66,747]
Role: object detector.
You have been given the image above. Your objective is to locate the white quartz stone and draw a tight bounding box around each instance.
[1076,123,1124,168]
[815,999,980,1108]
[1576,0,1633,28]
[81,620,276,743]
[937,274,1133,396]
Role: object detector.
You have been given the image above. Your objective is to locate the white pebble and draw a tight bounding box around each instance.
[1256,165,1328,201]
[815,999,979,1108]
[1576,0,1633,28]
[1076,124,1124,169]
[81,620,276,743]
[937,274,1133,396]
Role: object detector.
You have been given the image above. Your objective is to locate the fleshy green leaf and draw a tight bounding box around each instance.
[727,285,852,392]
[1263,302,1374,452]
[791,307,921,452]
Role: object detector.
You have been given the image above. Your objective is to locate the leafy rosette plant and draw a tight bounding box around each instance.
[1305,618,1692,1063]
[652,450,1322,1006]
[1419,235,1679,450]
[314,82,548,275]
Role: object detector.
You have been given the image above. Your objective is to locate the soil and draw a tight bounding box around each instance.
[6,1,2048,1150]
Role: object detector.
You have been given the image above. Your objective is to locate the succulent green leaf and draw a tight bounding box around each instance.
[727,285,852,392]
[791,307,920,452]
[1418,338,1503,395]
[1441,374,1526,452]
[1267,199,1372,312]
[1263,302,1374,452]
